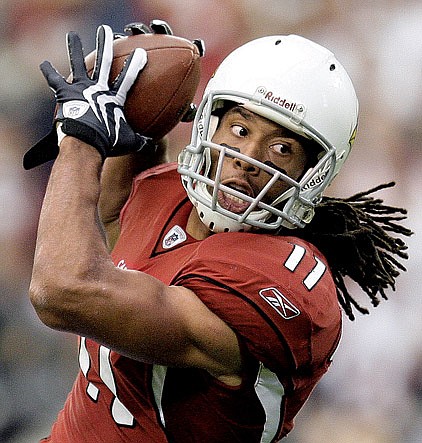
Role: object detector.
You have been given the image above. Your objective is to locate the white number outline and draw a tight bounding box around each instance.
[284,243,326,290]
[78,337,135,427]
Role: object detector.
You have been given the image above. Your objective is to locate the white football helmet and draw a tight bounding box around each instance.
[178,35,358,232]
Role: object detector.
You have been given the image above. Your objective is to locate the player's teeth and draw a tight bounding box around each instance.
[225,194,245,204]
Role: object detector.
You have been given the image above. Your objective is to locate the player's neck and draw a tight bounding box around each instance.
[186,208,213,240]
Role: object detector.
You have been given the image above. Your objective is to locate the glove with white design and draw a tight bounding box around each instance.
[23,25,148,169]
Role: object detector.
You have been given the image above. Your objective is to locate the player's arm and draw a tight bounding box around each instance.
[28,25,242,385]
[99,138,168,250]
[30,137,242,384]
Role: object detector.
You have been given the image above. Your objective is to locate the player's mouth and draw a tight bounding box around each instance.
[218,179,255,214]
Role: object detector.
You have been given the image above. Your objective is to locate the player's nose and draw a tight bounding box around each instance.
[229,142,261,175]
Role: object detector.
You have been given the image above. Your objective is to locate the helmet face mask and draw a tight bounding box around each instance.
[178,35,358,233]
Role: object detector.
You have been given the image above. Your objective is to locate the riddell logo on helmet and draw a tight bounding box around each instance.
[302,173,327,191]
[264,92,297,111]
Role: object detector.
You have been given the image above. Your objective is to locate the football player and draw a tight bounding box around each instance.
[25,21,411,442]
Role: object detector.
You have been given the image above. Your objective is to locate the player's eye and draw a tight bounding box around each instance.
[231,124,248,137]
[269,142,292,156]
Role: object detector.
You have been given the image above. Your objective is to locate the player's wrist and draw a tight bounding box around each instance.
[59,134,104,163]
[59,119,109,160]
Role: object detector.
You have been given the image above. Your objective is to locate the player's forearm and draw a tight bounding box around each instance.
[29,137,114,329]
[28,137,242,378]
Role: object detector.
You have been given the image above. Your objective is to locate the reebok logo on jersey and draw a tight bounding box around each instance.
[163,225,187,249]
[259,287,300,319]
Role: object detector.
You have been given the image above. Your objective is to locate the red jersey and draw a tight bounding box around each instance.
[43,163,341,442]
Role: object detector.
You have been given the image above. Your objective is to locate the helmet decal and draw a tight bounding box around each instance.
[349,124,358,148]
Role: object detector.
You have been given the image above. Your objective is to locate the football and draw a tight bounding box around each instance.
[85,33,202,139]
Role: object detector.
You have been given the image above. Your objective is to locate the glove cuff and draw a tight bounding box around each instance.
[61,119,108,160]
[23,129,59,170]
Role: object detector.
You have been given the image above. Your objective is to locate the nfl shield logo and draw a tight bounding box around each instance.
[163,225,187,249]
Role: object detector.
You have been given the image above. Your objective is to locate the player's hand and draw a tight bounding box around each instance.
[123,19,174,36]
[24,25,148,170]
[122,19,204,56]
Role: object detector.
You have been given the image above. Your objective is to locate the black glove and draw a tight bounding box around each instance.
[23,25,148,169]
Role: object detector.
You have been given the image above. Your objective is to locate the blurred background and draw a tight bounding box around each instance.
[0,0,420,441]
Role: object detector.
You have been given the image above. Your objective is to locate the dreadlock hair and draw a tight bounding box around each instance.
[291,182,413,321]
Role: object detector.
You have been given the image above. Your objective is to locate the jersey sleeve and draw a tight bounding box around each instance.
[172,232,342,378]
